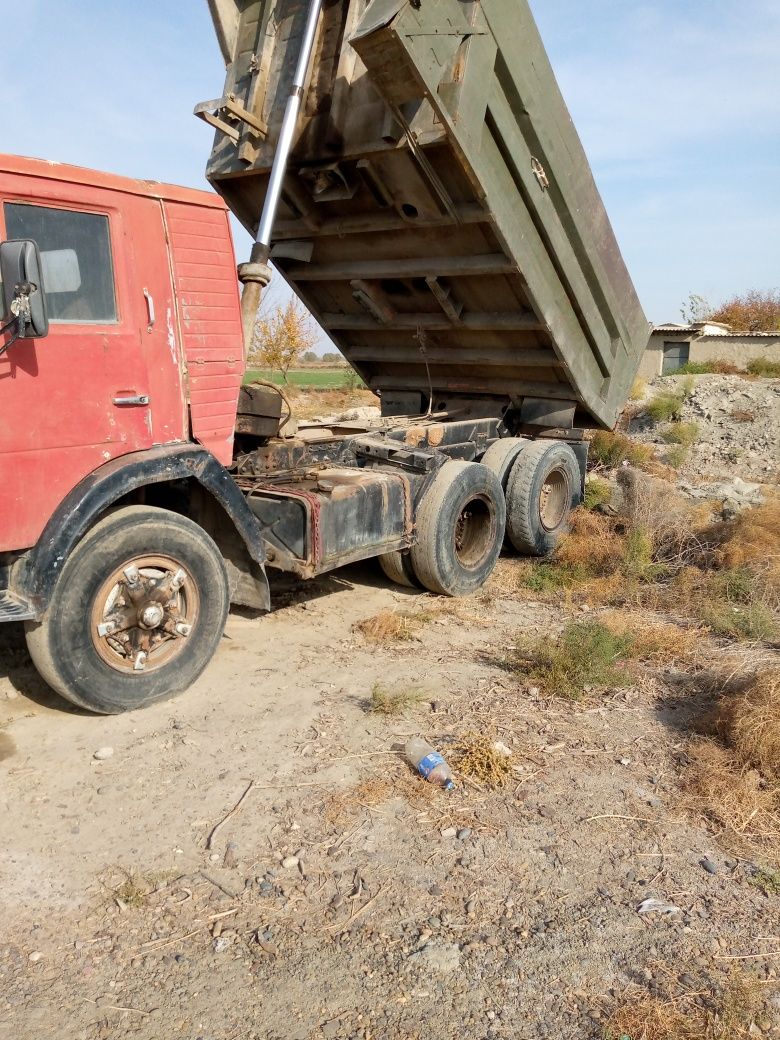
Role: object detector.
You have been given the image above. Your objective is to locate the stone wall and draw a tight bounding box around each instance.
[638,332,780,379]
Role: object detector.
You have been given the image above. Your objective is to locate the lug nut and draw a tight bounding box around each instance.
[175,622,192,637]
[133,651,148,672]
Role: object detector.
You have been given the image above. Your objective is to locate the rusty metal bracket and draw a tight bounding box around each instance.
[194,96,268,142]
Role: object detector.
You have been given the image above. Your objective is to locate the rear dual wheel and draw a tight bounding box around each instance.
[505,441,582,556]
[379,461,505,597]
[25,506,229,714]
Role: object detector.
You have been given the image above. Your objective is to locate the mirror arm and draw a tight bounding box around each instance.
[0,315,22,356]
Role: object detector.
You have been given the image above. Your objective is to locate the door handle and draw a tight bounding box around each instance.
[113,394,150,406]
[143,288,155,333]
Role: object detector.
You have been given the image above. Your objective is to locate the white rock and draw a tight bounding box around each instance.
[93,747,114,761]
[440,827,457,839]
[28,951,43,962]
[409,941,461,973]
[281,855,299,869]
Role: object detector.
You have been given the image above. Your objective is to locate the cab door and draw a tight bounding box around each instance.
[0,178,155,550]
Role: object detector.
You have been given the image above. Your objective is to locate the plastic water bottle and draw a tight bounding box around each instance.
[405,737,455,790]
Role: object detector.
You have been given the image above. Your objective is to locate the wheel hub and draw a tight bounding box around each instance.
[90,556,199,675]
[539,469,569,532]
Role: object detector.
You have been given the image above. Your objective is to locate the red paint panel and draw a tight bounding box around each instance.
[163,201,243,465]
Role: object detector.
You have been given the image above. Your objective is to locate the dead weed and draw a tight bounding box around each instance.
[369,683,427,717]
[450,732,513,789]
[354,609,431,643]
[710,667,780,779]
[683,739,780,860]
[604,966,762,1040]
[600,611,702,664]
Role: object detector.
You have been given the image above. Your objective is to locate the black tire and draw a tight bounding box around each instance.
[410,461,505,596]
[505,441,582,556]
[378,550,421,589]
[25,506,229,714]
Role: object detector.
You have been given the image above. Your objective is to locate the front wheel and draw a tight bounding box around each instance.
[25,506,229,714]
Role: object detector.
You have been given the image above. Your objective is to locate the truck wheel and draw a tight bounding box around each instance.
[410,461,505,597]
[24,506,229,714]
[505,441,582,556]
[378,550,420,589]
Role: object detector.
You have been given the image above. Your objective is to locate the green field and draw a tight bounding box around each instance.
[243,368,355,388]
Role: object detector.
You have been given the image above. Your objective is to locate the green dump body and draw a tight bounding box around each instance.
[204,0,649,429]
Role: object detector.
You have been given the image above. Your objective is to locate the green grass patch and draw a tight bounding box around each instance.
[646,390,687,422]
[583,478,613,511]
[748,867,780,896]
[510,620,634,700]
[747,357,780,378]
[700,601,778,642]
[661,421,700,446]
[243,367,352,388]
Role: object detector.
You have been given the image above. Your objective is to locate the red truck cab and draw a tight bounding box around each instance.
[0,154,244,552]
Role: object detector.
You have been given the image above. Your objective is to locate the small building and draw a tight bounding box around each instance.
[638,321,780,379]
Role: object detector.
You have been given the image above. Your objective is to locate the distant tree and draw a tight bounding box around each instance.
[708,289,780,333]
[681,289,780,332]
[250,299,316,383]
[301,350,319,364]
[680,293,711,325]
[321,351,344,364]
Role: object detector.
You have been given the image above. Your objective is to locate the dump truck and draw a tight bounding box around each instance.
[0,0,648,714]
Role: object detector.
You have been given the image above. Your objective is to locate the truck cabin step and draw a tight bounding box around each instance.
[0,591,35,623]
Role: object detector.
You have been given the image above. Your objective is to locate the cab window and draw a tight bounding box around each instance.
[3,203,117,323]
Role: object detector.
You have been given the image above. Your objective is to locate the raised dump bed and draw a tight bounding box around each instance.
[203,0,649,430]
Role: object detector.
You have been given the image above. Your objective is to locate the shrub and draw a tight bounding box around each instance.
[700,600,778,642]
[746,356,780,378]
[672,359,741,376]
[646,389,687,422]
[665,444,689,469]
[662,421,699,446]
[589,430,655,470]
[510,620,634,699]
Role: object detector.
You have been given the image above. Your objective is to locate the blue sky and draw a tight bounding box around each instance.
[4,0,779,328]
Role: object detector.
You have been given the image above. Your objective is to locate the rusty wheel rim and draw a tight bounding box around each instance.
[90,555,200,675]
[453,495,494,569]
[539,468,570,532]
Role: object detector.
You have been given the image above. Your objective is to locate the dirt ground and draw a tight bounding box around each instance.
[2,561,779,1040]
[2,379,780,1040]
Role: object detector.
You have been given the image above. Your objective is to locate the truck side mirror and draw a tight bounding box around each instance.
[0,239,50,340]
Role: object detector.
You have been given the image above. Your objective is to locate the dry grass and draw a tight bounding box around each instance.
[450,732,513,789]
[354,609,431,644]
[630,377,648,401]
[709,501,780,611]
[324,772,435,825]
[604,967,762,1040]
[730,408,756,423]
[369,683,427,718]
[600,611,702,664]
[710,668,780,779]
[684,740,780,859]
